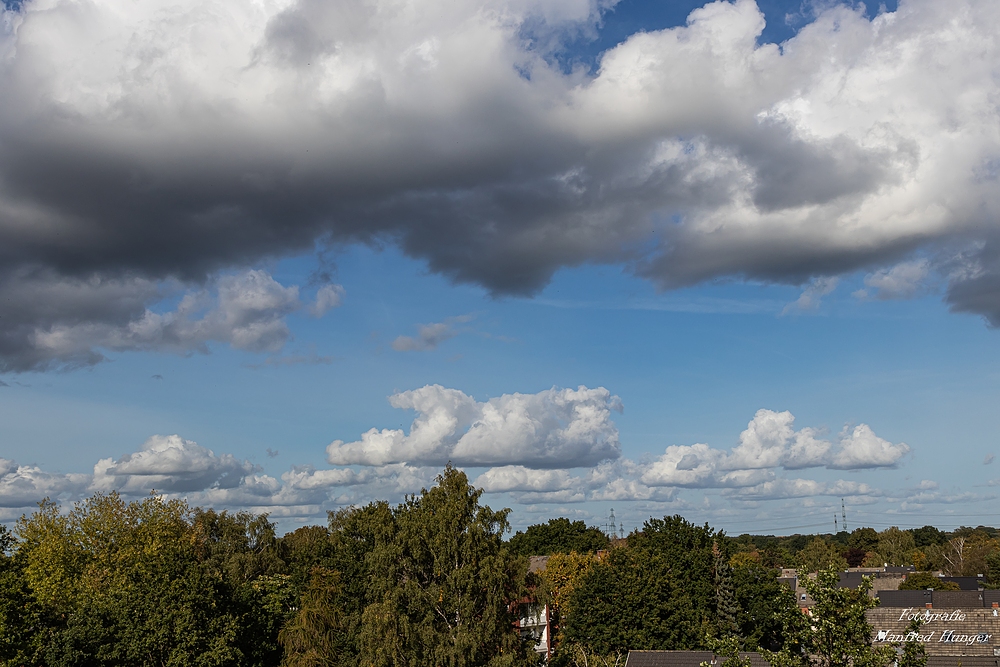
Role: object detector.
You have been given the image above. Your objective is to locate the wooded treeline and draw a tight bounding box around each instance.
[0,466,979,667]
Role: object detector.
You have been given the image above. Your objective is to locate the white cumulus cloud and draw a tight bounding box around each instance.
[91,434,256,494]
[327,385,623,468]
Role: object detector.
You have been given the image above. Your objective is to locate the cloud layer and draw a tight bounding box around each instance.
[0,390,945,527]
[3,0,1000,368]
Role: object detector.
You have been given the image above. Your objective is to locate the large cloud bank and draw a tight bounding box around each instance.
[2,0,1000,370]
[0,388,940,522]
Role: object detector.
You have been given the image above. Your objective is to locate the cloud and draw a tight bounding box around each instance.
[639,409,907,490]
[474,466,576,493]
[829,424,910,470]
[391,315,474,352]
[727,478,878,500]
[0,268,344,371]
[310,284,345,317]
[0,458,89,508]
[91,434,256,494]
[854,260,931,300]
[327,385,623,468]
[781,277,839,315]
[986,453,995,465]
[2,0,1000,366]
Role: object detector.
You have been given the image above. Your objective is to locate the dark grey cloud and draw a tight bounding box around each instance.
[1,0,1000,371]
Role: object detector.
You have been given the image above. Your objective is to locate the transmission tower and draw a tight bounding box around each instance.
[842,499,848,533]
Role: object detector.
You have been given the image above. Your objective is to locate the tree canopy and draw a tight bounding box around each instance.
[508,518,610,556]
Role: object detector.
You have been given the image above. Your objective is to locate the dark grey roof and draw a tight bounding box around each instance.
[934,591,986,607]
[941,577,984,591]
[528,556,549,573]
[877,589,988,608]
[625,651,770,667]
[878,590,934,607]
[625,651,714,667]
[927,657,1000,667]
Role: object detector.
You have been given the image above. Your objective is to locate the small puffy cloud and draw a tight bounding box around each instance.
[391,315,474,352]
[281,465,370,491]
[0,459,89,508]
[639,409,907,490]
[91,434,256,494]
[829,424,910,470]
[327,385,622,468]
[310,284,345,317]
[474,466,576,493]
[641,443,731,487]
[854,260,930,300]
[781,277,839,315]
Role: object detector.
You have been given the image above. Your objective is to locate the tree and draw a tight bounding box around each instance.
[358,466,536,667]
[12,493,288,667]
[898,572,959,591]
[863,528,916,568]
[847,528,879,554]
[796,538,848,573]
[909,526,946,548]
[279,568,350,667]
[984,550,1000,589]
[731,563,798,652]
[541,551,599,619]
[766,568,894,667]
[508,518,609,556]
[563,516,720,656]
[714,543,740,639]
[928,532,998,576]
[0,525,49,666]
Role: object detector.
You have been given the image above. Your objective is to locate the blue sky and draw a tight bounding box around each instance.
[1,0,998,535]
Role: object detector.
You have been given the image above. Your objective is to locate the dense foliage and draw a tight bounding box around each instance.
[0,467,538,667]
[507,518,610,556]
[2,479,999,666]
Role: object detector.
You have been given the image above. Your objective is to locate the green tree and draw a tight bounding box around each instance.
[508,518,610,556]
[864,528,915,567]
[796,538,848,573]
[358,466,535,667]
[909,526,946,548]
[731,563,797,652]
[847,528,879,554]
[984,550,1000,589]
[0,525,49,666]
[12,493,287,667]
[279,568,351,667]
[766,568,893,667]
[563,516,720,656]
[714,544,739,639]
[898,572,959,591]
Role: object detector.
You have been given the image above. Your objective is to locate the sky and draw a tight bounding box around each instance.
[1,0,999,537]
